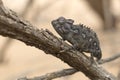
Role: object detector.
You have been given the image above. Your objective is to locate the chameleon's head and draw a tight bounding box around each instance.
[51,17,74,39]
[51,17,74,26]
[51,17,66,26]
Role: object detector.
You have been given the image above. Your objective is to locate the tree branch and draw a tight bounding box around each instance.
[18,53,120,80]
[18,68,77,80]
[0,1,117,80]
[98,53,120,64]
[0,0,34,63]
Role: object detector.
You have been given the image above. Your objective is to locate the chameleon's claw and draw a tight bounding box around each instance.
[59,49,66,53]
[59,46,73,53]
[89,56,98,66]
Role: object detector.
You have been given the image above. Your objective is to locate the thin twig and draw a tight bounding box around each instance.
[18,68,77,80]
[98,53,120,64]
[18,53,120,80]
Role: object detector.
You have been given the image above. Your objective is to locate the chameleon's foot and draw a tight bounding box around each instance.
[60,42,76,53]
[60,49,67,53]
[60,46,73,53]
[89,57,98,66]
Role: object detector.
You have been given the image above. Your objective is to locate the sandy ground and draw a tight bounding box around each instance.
[0,0,120,80]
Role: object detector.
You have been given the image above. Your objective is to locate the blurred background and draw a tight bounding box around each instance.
[0,0,120,80]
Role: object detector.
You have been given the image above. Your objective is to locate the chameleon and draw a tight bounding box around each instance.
[51,17,102,61]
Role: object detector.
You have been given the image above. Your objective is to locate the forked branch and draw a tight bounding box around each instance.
[19,53,120,80]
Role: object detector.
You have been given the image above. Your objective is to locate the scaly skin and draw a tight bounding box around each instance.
[51,17,102,61]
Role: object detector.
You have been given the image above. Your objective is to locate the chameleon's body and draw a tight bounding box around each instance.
[51,17,102,60]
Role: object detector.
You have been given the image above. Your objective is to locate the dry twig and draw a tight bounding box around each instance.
[98,53,120,64]
[18,53,120,80]
[18,68,77,80]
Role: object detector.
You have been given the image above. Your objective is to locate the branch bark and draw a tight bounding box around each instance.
[0,1,117,80]
[0,0,34,63]
[18,68,77,80]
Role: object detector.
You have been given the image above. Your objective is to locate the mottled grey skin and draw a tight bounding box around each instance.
[51,17,102,60]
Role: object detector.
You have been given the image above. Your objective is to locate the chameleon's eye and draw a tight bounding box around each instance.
[56,24,61,28]
[58,17,65,24]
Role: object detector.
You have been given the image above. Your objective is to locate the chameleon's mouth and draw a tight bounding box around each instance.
[51,20,58,26]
